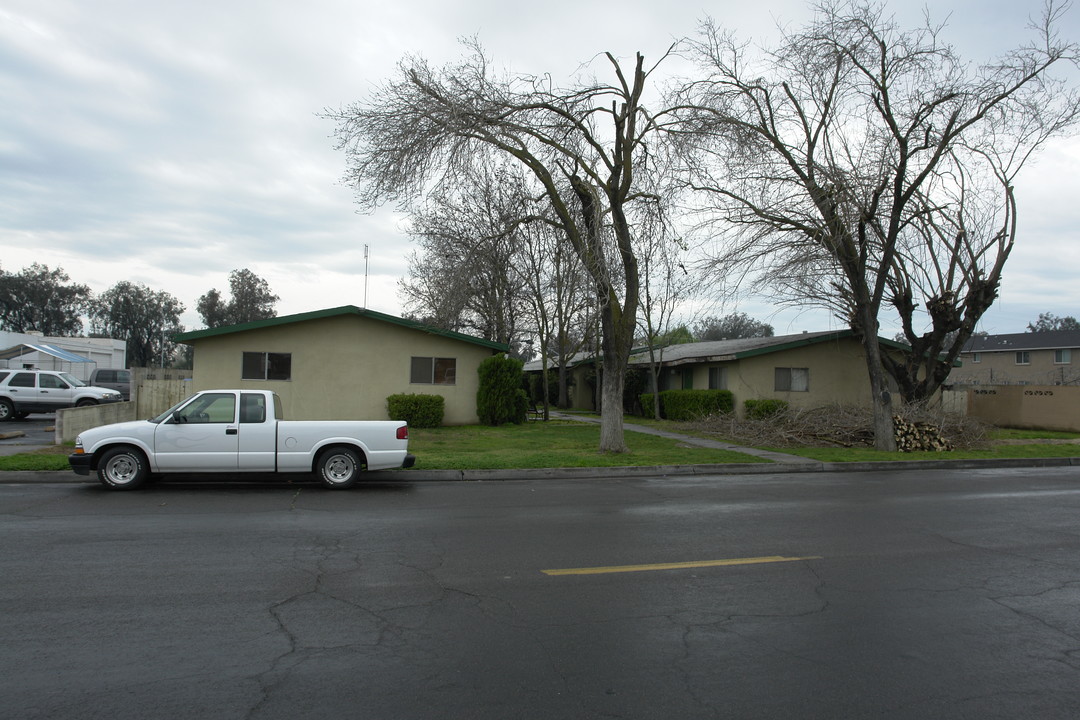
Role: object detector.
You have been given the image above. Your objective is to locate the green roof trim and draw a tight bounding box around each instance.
[174,305,510,352]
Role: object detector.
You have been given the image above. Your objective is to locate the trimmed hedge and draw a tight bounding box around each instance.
[744,398,789,420]
[387,393,445,428]
[639,389,735,420]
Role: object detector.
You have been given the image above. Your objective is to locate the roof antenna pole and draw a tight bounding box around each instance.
[363,244,370,309]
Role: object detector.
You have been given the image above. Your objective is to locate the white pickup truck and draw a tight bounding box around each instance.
[68,389,415,490]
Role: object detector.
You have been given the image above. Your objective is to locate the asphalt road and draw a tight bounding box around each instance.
[2,467,1078,719]
[0,415,55,455]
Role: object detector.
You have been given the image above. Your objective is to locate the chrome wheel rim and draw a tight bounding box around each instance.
[325,454,356,483]
[105,455,138,484]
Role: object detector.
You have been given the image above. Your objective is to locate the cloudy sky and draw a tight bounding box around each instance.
[2,0,1078,337]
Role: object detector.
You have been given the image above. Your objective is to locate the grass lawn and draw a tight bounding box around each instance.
[408,421,766,469]
[0,419,1077,473]
[0,444,71,472]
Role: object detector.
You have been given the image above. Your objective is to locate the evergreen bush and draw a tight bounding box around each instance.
[477,354,528,425]
[639,389,735,420]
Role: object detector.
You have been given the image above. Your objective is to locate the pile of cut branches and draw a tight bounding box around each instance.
[689,403,989,451]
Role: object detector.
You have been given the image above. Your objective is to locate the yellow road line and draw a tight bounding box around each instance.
[541,555,822,576]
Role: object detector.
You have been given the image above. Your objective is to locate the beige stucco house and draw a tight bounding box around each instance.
[175,306,508,425]
[548,330,912,417]
[951,330,1080,386]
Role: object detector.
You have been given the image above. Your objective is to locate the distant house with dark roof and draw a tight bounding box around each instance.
[531,329,914,417]
[952,330,1080,386]
[174,306,508,424]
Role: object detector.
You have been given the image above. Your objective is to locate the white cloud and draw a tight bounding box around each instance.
[1,0,1077,339]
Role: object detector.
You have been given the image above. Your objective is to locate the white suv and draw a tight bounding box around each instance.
[0,370,124,421]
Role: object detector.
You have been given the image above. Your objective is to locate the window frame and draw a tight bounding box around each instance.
[1015,351,1031,365]
[241,352,292,381]
[774,367,810,393]
[410,356,457,385]
[1054,349,1072,365]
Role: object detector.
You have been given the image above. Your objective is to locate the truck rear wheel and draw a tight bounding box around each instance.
[0,399,13,421]
[317,447,362,489]
[97,447,149,490]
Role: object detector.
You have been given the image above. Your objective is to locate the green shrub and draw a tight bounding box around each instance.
[477,354,527,425]
[387,393,445,428]
[744,398,789,420]
[639,389,735,420]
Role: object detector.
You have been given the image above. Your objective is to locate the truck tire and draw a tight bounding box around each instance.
[317,447,363,489]
[0,399,13,422]
[76,399,98,408]
[97,447,149,490]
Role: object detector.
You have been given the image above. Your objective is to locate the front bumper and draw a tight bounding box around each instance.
[68,453,92,475]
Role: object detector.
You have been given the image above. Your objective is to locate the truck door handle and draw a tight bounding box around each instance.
[226,428,238,435]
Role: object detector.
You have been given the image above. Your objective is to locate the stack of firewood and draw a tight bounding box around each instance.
[893,415,953,452]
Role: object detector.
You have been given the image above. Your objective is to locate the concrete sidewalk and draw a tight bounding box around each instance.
[551,412,820,465]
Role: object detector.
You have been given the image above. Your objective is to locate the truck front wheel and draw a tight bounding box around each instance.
[317,447,363,489]
[97,447,149,490]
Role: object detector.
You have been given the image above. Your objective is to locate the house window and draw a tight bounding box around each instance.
[1015,351,1030,365]
[681,370,694,390]
[411,357,456,385]
[1054,349,1072,364]
[709,367,727,390]
[775,367,810,392]
[242,352,292,381]
[971,353,981,363]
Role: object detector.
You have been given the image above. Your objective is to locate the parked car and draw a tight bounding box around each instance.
[89,368,131,400]
[69,388,416,490]
[0,369,124,421]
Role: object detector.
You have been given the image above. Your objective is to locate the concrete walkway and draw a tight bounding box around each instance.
[550,412,821,465]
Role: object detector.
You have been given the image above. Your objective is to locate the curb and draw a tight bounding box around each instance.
[3,457,1079,485]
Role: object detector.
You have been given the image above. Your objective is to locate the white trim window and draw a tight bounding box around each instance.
[1015,351,1031,365]
[1054,349,1072,365]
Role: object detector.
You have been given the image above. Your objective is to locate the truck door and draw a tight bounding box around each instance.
[154,392,239,471]
[237,393,276,471]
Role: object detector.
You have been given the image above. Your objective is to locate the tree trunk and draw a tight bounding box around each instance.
[557,364,570,409]
[858,325,897,452]
[599,357,627,453]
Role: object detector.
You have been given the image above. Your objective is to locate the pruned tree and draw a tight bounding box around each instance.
[675,0,1080,449]
[693,312,774,341]
[90,282,185,368]
[0,264,91,336]
[1027,312,1080,332]
[325,41,678,452]
[197,269,279,328]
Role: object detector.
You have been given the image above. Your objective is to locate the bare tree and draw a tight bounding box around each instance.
[637,210,695,418]
[676,0,1080,449]
[325,42,677,452]
[399,157,528,347]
